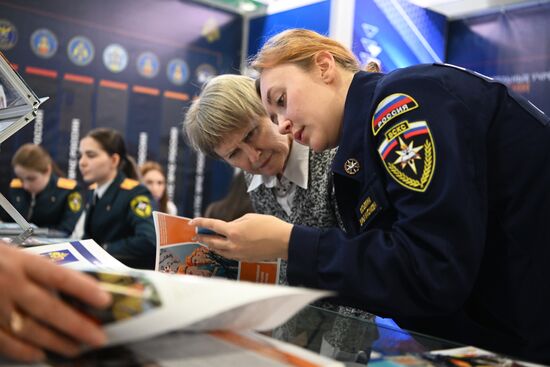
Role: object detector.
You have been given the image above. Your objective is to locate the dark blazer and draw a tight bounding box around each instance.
[84,171,156,269]
[5,174,82,235]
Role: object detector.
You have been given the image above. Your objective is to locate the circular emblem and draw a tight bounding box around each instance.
[130,195,152,218]
[0,19,18,50]
[103,43,128,73]
[67,36,94,66]
[196,63,216,84]
[167,58,189,86]
[137,52,159,78]
[68,192,83,213]
[30,28,58,58]
[344,158,360,175]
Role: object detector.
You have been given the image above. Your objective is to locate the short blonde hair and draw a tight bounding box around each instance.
[251,29,360,73]
[183,74,267,158]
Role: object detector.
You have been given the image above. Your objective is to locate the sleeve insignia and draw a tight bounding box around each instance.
[377,120,436,192]
[120,178,140,190]
[57,177,77,190]
[67,192,83,213]
[372,93,418,136]
[130,195,152,218]
[9,178,22,188]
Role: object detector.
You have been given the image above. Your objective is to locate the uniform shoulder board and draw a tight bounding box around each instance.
[9,178,22,188]
[57,177,77,190]
[120,178,140,190]
[88,183,98,190]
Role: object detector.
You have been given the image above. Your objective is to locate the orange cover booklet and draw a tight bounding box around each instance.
[153,211,281,284]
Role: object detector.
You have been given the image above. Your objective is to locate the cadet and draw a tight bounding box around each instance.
[192,29,550,362]
[4,143,82,235]
[75,128,155,269]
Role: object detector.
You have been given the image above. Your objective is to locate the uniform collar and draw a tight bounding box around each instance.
[247,139,310,192]
[93,171,124,200]
[332,71,381,182]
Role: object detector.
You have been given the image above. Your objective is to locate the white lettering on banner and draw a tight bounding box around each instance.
[531,71,550,82]
[493,73,530,84]
[166,127,178,201]
[67,118,80,179]
[137,132,148,166]
[193,152,205,217]
[33,109,44,145]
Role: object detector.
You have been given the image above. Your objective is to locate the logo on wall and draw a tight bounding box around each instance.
[167,59,189,86]
[196,63,216,84]
[30,29,58,58]
[0,19,18,50]
[103,44,128,73]
[137,52,159,78]
[201,18,220,43]
[67,36,95,66]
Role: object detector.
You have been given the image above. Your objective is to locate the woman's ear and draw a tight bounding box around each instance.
[314,51,336,83]
[111,153,121,168]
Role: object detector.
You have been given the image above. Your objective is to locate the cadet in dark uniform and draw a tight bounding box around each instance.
[76,128,155,269]
[3,143,82,235]
[192,30,550,363]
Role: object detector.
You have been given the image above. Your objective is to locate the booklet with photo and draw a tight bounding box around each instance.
[153,211,281,284]
[24,239,331,348]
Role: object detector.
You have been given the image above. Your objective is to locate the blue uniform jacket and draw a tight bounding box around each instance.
[4,174,82,235]
[84,172,156,269]
[287,64,550,362]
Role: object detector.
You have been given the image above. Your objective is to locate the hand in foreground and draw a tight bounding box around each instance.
[190,213,293,262]
[0,243,111,362]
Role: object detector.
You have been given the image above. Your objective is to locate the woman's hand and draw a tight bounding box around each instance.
[0,243,111,362]
[190,213,293,262]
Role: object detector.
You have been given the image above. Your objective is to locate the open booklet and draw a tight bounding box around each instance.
[153,211,281,284]
[23,240,331,348]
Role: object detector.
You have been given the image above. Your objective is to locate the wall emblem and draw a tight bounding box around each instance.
[0,19,18,50]
[103,44,128,73]
[67,36,95,66]
[137,52,159,78]
[167,58,189,86]
[196,63,216,84]
[30,28,57,58]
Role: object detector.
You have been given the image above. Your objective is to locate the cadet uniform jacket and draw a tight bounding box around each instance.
[287,64,550,362]
[6,174,82,235]
[84,172,156,269]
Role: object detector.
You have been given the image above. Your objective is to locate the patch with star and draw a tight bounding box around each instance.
[372,93,418,136]
[130,195,152,218]
[377,120,436,192]
[67,192,83,213]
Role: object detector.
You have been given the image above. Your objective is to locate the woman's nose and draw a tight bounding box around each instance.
[278,117,292,135]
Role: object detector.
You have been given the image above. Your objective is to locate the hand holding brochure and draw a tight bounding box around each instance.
[153,211,281,283]
[25,239,331,347]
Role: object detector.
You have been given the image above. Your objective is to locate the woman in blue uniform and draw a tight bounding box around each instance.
[75,128,155,269]
[191,29,550,362]
[4,144,82,235]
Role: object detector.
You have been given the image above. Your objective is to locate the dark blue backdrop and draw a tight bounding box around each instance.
[447,2,550,115]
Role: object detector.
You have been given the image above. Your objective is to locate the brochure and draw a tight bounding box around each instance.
[24,239,331,348]
[153,211,281,284]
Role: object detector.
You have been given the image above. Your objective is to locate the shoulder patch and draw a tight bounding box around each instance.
[120,178,140,190]
[67,192,83,213]
[130,195,152,218]
[372,93,418,136]
[10,178,22,189]
[377,120,436,192]
[57,177,77,190]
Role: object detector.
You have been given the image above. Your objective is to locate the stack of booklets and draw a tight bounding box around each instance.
[22,239,342,366]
